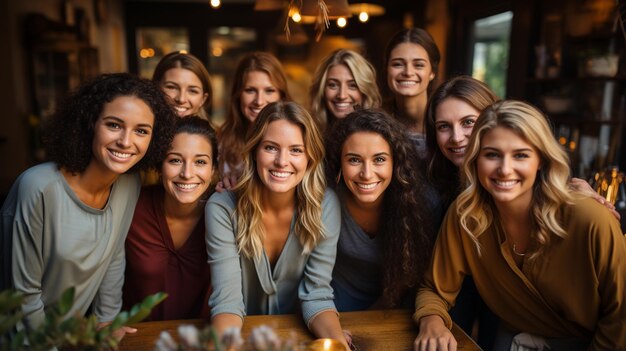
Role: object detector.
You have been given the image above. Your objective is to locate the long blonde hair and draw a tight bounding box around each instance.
[309,49,381,131]
[456,100,573,259]
[235,101,326,258]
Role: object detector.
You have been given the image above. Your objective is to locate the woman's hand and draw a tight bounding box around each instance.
[570,177,620,220]
[413,315,456,351]
[97,321,137,342]
[216,173,239,193]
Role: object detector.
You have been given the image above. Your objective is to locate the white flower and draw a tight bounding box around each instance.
[249,325,281,350]
[154,331,177,351]
[178,324,200,347]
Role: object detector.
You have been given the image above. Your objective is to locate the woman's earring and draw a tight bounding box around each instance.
[335,169,342,184]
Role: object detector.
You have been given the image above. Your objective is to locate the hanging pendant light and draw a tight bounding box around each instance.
[254,0,286,11]
[348,3,385,23]
[299,0,352,19]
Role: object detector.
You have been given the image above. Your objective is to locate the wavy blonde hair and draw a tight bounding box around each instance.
[235,101,326,258]
[456,100,573,259]
[309,49,381,131]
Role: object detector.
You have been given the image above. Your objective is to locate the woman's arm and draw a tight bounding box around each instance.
[413,315,457,351]
[211,313,244,335]
[205,192,246,332]
[589,209,626,350]
[9,175,47,329]
[308,310,349,349]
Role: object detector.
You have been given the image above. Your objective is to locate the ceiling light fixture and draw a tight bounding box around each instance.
[349,3,385,23]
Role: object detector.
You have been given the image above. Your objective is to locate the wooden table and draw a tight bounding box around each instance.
[119,309,481,351]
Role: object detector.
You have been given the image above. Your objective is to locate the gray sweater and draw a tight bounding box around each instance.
[205,189,340,326]
[1,162,140,327]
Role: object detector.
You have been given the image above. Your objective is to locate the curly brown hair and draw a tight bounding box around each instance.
[325,108,436,306]
[43,73,177,174]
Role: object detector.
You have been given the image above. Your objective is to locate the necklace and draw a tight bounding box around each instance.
[512,244,526,257]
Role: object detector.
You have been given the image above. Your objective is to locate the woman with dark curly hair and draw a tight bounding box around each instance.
[0,73,176,340]
[325,109,437,311]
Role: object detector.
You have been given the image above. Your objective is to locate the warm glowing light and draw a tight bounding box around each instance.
[337,17,347,27]
[323,339,332,350]
[210,0,220,8]
[212,47,223,57]
[558,136,567,145]
[359,11,369,22]
[139,48,155,58]
[292,12,302,23]
[179,49,188,54]
[569,141,576,151]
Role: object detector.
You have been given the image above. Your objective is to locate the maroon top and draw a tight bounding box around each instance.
[123,185,211,321]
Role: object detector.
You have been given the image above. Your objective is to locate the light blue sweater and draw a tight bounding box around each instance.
[205,189,340,326]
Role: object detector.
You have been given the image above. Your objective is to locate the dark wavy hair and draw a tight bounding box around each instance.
[424,75,499,207]
[325,108,436,306]
[43,73,177,174]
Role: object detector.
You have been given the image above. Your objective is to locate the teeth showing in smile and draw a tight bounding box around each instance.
[449,147,465,154]
[357,182,377,189]
[175,183,199,190]
[398,81,417,87]
[110,151,132,159]
[251,108,262,114]
[174,106,187,112]
[334,102,350,109]
[494,180,517,187]
[270,171,290,178]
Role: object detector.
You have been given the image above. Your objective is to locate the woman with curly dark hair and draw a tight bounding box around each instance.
[325,108,438,311]
[0,73,176,340]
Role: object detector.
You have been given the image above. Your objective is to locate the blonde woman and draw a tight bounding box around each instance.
[414,100,626,351]
[309,49,382,132]
[206,101,348,348]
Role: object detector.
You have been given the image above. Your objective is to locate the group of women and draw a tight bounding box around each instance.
[1,25,624,351]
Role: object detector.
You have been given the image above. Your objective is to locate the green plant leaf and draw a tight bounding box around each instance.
[125,292,167,325]
[56,287,75,315]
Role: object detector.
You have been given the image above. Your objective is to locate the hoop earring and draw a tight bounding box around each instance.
[335,169,342,185]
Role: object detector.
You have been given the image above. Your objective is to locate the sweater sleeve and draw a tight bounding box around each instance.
[299,189,341,327]
[588,210,626,350]
[93,174,140,323]
[93,240,125,322]
[10,173,47,329]
[205,192,245,320]
[413,206,469,329]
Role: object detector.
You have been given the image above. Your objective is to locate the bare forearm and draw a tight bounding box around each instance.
[211,313,243,335]
[308,310,348,349]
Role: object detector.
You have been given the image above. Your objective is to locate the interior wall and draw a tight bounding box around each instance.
[0,0,126,197]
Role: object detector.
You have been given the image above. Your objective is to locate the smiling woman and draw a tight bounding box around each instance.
[205,101,349,350]
[217,52,290,191]
[0,73,176,342]
[324,108,437,312]
[152,51,213,120]
[414,100,626,351]
[124,116,218,321]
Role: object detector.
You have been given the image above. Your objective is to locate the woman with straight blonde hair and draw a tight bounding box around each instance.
[206,101,348,349]
[414,100,626,351]
[310,49,381,132]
